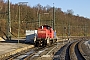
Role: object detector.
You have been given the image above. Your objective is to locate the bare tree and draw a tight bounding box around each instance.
[67,9,74,15]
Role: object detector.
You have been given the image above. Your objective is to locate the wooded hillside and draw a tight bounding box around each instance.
[0,0,90,37]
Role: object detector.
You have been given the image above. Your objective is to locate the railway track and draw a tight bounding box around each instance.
[5,48,35,60]
[53,39,87,60]
[3,44,56,60]
[5,42,64,60]
[69,41,85,60]
[0,38,89,60]
[80,40,90,60]
[1,47,43,60]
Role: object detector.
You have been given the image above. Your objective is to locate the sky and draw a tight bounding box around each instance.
[5,0,90,18]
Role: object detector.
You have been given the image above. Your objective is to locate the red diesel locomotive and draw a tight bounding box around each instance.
[35,25,57,47]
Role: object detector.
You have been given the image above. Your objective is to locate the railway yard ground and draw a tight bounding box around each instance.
[0,37,34,59]
[0,36,90,60]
